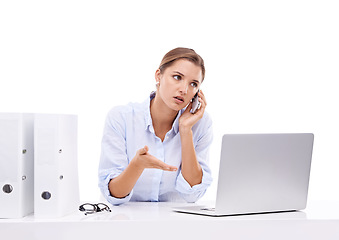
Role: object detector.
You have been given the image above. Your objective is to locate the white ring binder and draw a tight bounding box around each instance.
[0,113,34,218]
[34,113,80,218]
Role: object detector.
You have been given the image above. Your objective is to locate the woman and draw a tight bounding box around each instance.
[98,47,213,205]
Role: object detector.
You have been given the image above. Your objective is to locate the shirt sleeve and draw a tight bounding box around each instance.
[98,107,133,205]
[175,113,213,203]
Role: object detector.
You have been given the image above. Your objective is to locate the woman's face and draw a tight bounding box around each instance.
[156,59,202,112]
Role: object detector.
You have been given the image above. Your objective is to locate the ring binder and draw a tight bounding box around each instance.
[34,113,79,218]
[0,113,34,218]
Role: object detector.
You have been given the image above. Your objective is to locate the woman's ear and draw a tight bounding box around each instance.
[155,69,161,88]
[155,69,161,82]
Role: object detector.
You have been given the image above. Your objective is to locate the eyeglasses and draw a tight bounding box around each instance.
[79,203,111,215]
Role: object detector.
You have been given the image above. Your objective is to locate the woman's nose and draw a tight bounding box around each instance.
[179,81,188,94]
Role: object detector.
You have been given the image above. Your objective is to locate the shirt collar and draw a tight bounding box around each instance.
[144,91,182,135]
[172,111,181,134]
[144,92,154,132]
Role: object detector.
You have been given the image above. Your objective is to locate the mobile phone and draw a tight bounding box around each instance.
[190,90,201,114]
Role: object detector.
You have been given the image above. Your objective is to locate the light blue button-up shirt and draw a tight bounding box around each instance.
[98,92,213,205]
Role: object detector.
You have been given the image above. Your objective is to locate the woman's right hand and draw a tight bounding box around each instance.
[132,146,178,171]
[109,145,177,199]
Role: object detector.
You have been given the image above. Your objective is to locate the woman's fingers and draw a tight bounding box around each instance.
[195,90,206,112]
[136,146,177,171]
[161,163,178,171]
[150,156,177,171]
[137,145,149,155]
[198,90,207,106]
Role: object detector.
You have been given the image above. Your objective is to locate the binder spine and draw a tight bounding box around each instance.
[21,114,34,217]
[0,113,34,218]
[34,114,79,218]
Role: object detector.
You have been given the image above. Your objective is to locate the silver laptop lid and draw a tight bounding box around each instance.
[215,133,314,215]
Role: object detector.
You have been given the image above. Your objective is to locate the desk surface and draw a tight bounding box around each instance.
[1,200,339,240]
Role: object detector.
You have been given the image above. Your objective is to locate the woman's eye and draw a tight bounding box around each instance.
[173,75,181,81]
[190,82,198,88]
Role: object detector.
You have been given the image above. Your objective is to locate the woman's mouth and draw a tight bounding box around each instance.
[174,96,184,104]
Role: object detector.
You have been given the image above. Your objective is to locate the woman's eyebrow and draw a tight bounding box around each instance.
[173,71,184,76]
[173,71,201,83]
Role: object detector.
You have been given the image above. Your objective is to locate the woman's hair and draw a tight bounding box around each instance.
[159,47,205,81]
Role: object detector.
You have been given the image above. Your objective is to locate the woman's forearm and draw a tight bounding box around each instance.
[180,127,203,187]
[108,146,177,198]
[108,160,143,198]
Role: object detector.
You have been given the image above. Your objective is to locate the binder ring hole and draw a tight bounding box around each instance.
[59,149,62,153]
[3,184,13,194]
[22,149,27,154]
[41,191,52,200]
[59,175,64,180]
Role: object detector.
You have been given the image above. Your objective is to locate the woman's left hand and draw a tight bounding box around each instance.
[179,90,207,133]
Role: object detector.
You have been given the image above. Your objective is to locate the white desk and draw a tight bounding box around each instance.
[1,200,339,240]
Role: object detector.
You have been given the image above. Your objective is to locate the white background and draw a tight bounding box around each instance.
[1,0,338,202]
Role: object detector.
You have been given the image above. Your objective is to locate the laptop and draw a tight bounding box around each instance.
[173,133,314,216]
